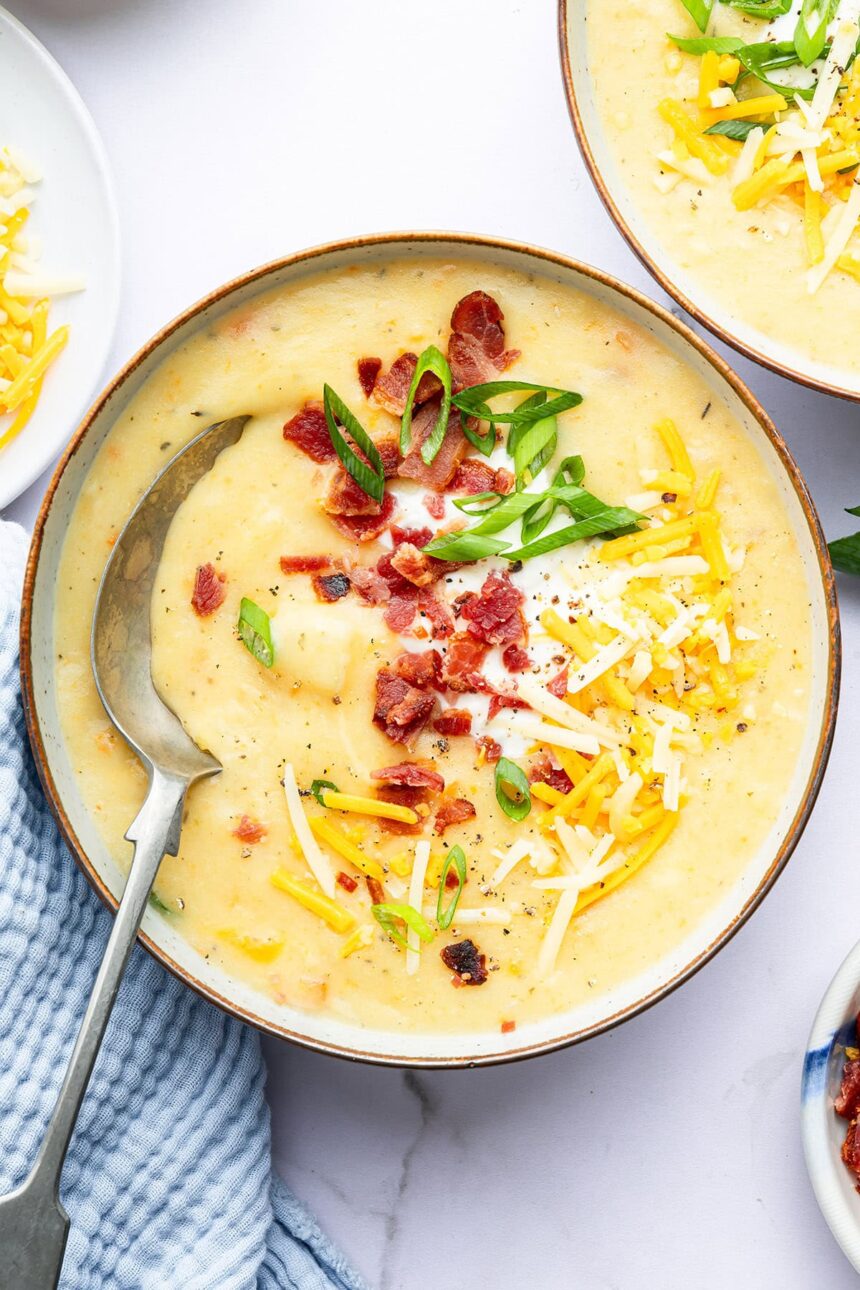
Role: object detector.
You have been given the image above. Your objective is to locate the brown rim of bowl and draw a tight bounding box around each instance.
[20,231,841,1069]
[557,1,860,405]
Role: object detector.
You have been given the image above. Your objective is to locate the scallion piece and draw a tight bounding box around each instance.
[724,0,792,17]
[734,39,820,100]
[237,597,274,668]
[452,381,582,427]
[400,344,453,464]
[704,119,761,141]
[421,530,512,561]
[372,902,435,950]
[678,0,714,32]
[503,507,643,563]
[436,846,467,930]
[311,778,339,806]
[668,33,743,53]
[519,455,585,545]
[794,0,838,67]
[452,490,505,517]
[323,384,385,504]
[494,758,531,822]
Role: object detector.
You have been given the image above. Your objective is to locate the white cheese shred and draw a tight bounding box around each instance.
[282,763,335,898]
[406,839,431,976]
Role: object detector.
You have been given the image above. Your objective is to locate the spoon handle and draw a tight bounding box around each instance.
[0,766,188,1290]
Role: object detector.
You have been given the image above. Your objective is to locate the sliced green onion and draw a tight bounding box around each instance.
[734,39,820,100]
[311,778,339,806]
[461,415,497,457]
[323,384,385,504]
[452,490,506,517]
[400,344,453,464]
[724,0,792,17]
[238,597,274,668]
[503,507,643,563]
[452,381,582,427]
[794,0,838,67]
[459,490,548,538]
[494,758,531,822]
[678,0,714,32]
[372,902,435,950]
[511,413,557,486]
[507,391,547,484]
[704,119,761,141]
[421,530,511,561]
[436,846,467,930]
[668,33,743,54]
[519,455,585,545]
[149,890,175,915]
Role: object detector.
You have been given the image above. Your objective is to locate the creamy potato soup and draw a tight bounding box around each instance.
[586,0,860,379]
[54,259,812,1035]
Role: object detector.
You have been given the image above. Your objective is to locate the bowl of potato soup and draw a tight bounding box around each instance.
[21,234,839,1066]
[560,0,860,398]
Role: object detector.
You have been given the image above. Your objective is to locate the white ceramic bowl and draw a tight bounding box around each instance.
[0,5,120,508]
[802,941,860,1272]
[558,0,860,401]
[21,233,840,1067]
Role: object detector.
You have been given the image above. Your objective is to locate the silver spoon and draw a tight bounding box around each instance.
[0,415,249,1289]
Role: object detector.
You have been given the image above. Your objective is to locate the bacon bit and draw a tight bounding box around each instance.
[375,437,402,479]
[446,459,518,498]
[390,524,433,549]
[373,669,437,747]
[440,938,488,985]
[385,595,418,634]
[373,351,441,416]
[349,566,391,605]
[475,735,502,764]
[501,1019,516,1034]
[374,782,426,836]
[417,589,454,640]
[494,468,515,496]
[444,867,462,890]
[459,571,526,647]
[393,649,442,690]
[447,291,520,391]
[843,1117,860,1177]
[357,356,382,397]
[547,666,569,699]
[337,870,359,893]
[283,403,337,463]
[434,797,476,835]
[390,543,434,588]
[233,814,266,844]
[398,398,468,490]
[371,760,445,792]
[191,562,226,617]
[502,645,531,673]
[279,554,333,574]
[330,491,396,542]
[837,1057,860,1119]
[486,689,528,721]
[424,492,446,520]
[433,708,473,737]
[366,875,385,905]
[323,469,382,518]
[440,632,489,692]
[529,752,573,796]
[312,572,351,602]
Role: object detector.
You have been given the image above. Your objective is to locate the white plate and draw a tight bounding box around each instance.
[0,6,119,509]
[802,939,860,1273]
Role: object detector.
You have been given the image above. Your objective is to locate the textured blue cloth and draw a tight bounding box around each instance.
[0,520,366,1290]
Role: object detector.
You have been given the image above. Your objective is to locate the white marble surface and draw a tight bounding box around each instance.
[4,0,860,1284]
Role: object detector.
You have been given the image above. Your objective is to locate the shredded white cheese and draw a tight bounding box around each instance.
[406,839,431,976]
[282,763,335,898]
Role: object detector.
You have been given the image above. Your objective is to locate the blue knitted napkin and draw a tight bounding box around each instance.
[0,519,367,1290]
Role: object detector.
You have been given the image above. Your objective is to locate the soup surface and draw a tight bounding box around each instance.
[54,257,812,1036]
[585,0,860,383]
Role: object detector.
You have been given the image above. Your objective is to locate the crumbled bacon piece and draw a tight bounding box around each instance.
[349,566,391,604]
[433,708,473,737]
[547,666,569,699]
[503,645,531,673]
[529,753,573,796]
[459,571,526,647]
[312,572,351,602]
[283,404,336,463]
[390,543,434,588]
[393,649,442,690]
[191,562,226,616]
[447,290,520,391]
[373,352,441,415]
[357,356,382,397]
[373,669,437,747]
[843,1119,860,1176]
[390,524,433,549]
[440,938,487,985]
[501,1019,516,1034]
[476,735,502,763]
[494,468,515,495]
[374,783,426,836]
[366,876,385,905]
[445,868,462,890]
[330,491,396,542]
[434,797,476,835]
[375,438,402,479]
[323,470,382,518]
[384,595,418,634]
[440,632,489,692]
[424,492,446,520]
[486,689,528,721]
[233,814,266,844]
[837,1056,860,1119]
[447,459,518,498]
[279,554,332,574]
[371,760,444,792]
[416,589,454,640]
[398,398,468,490]
[337,871,358,893]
